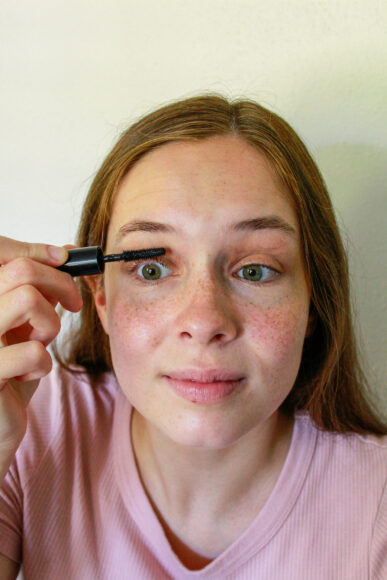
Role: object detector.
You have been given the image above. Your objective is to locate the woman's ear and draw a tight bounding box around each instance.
[85,276,109,335]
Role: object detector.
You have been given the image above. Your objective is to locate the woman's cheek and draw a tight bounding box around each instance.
[108,298,152,353]
[246,298,309,372]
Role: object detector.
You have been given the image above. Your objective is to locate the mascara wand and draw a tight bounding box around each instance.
[56,246,166,277]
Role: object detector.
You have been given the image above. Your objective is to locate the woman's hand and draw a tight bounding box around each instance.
[0,236,82,453]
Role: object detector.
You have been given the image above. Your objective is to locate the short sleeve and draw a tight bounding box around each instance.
[370,477,387,580]
[0,459,23,563]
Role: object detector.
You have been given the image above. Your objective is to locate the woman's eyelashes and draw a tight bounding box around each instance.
[125,258,281,285]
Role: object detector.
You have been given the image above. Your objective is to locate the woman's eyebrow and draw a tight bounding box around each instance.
[114,215,297,245]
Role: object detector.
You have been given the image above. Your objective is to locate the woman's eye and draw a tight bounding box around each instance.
[236,264,278,283]
[132,260,171,281]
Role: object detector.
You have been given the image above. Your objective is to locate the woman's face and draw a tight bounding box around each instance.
[92,135,311,449]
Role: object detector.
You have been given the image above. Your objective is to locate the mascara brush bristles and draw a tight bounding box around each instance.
[103,248,166,263]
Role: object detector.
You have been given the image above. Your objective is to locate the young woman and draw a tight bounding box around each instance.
[0,95,385,579]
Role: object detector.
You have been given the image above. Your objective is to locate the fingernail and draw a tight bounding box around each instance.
[48,245,67,263]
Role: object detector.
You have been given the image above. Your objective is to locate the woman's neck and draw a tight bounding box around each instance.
[131,408,294,551]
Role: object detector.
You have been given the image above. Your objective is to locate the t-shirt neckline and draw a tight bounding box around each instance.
[113,388,318,577]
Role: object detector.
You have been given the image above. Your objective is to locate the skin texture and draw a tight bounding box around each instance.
[88,134,312,565]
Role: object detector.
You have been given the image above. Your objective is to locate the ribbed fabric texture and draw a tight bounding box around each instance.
[0,365,385,579]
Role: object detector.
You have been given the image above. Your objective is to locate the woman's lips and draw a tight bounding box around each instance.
[163,376,245,404]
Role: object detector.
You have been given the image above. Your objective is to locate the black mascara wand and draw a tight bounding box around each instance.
[57,246,166,277]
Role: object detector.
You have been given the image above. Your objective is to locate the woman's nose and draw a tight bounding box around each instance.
[173,274,240,345]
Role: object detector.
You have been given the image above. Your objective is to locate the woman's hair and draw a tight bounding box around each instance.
[53,94,387,436]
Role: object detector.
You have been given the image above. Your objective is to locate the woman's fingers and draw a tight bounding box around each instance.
[0,235,68,267]
[0,285,62,345]
[0,235,82,312]
[0,257,83,313]
[0,236,78,453]
[0,341,52,388]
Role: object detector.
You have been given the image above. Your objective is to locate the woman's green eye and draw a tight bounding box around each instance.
[237,264,277,282]
[138,262,170,280]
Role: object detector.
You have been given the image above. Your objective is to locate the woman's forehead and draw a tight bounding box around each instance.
[119,135,286,193]
[111,136,296,221]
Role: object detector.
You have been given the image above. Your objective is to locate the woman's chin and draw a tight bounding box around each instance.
[157,415,249,450]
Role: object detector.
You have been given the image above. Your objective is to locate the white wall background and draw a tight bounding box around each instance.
[1,0,386,421]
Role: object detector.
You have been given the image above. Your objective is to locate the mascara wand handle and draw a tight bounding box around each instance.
[57,246,105,276]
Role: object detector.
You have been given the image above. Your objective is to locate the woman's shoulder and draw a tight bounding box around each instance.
[2,365,121,509]
[19,364,119,473]
[295,410,387,480]
[28,363,118,423]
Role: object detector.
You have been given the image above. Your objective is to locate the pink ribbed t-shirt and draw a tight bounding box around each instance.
[0,365,385,579]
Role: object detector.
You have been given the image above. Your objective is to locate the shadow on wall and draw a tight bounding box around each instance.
[314,144,387,417]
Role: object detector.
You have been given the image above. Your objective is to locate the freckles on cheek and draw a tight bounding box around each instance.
[243,302,309,407]
[108,298,164,354]
[247,302,308,363]
[109,300,149,346]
